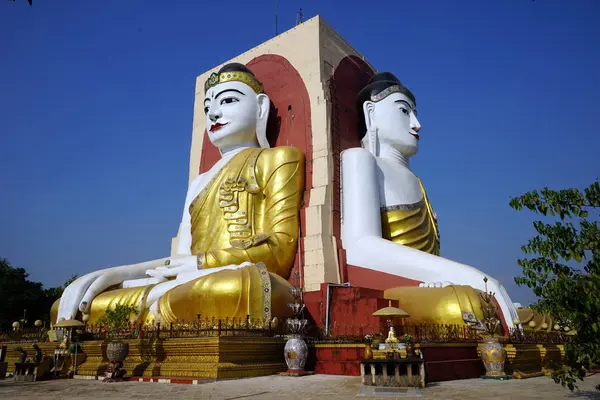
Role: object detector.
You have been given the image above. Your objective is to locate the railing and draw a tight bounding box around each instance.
[506,328,572,345]
[309,323,481,344]
[83,316,286,341]
[1,320,573,345]
[308,323,572,345]
[0,328,48,344]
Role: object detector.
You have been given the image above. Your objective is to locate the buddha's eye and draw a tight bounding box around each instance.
[220,97,239,105]
[400,107,410,115]
[204,106,210,114]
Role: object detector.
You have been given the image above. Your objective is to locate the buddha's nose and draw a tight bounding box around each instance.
[410,114,421,132]
[208,109,221,123]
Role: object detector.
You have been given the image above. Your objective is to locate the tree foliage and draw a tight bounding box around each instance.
[0,258,77,330]
[510,180,600,391]
[96,304,138,340]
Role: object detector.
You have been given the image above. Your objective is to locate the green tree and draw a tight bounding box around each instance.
[97,304,138,339]
[0,258,46,330]
[509,180,600,391]
[0,259,78,330]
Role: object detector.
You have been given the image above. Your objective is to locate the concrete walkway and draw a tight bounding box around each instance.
[0,374,599,399]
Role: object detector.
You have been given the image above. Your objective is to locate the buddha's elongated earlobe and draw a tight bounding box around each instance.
[256,93,271,148]
[369,129,377,156]
[363,101,377,156]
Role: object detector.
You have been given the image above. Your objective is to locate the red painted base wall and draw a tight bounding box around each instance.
[304,284,405,337]
[302,283,486,382]
[308,345,485,382]
[420,345,485,382]
[312,347,364,376]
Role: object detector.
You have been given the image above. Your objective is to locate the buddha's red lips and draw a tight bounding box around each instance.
[210,122,228,132]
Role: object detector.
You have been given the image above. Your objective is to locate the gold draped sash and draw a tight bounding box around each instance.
[380,178,440,256]
[190,147,305,279]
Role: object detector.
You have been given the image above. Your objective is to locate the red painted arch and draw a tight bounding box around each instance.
[330,55,374,284]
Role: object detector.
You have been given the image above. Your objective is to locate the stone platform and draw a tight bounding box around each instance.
[2,337,287,380]
[2,373,600,399]
[76,337,288,380]
[2,339,566,383]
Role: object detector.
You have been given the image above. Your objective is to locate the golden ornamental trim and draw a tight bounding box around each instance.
[205,71,263,94]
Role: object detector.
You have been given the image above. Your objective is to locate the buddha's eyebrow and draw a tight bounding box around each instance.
[395,100,413,109]
[216,89,245,99]
[204,89,245,104]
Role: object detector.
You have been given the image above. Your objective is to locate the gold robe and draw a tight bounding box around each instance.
[381,179,488,327]
[381,178,440,255]
[52,147,303,325]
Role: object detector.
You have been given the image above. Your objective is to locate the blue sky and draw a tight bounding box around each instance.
[1,0,598,305]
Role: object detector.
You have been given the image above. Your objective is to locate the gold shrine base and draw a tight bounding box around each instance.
[3,337,288,380]
[501,344,565,379]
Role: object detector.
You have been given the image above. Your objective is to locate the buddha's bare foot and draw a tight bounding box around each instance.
[418,281,453,288]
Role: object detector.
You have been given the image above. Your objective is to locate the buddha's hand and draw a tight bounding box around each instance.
[145,255,198,279]
[57,258,170,322]
[146,260,257,281]
[418,281,453,288]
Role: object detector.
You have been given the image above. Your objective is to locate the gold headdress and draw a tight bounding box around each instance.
[204,70,264,94]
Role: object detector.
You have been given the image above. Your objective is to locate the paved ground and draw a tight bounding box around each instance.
[0,374,599,399]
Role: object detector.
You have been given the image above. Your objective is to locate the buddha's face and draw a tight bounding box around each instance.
[203,81,268,150]
[367,92,421,157]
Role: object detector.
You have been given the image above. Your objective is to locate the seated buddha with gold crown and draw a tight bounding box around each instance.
[51,63,302,325]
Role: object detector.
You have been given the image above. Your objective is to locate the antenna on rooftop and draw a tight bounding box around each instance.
[296,8,304,25]
[275,0,279,36]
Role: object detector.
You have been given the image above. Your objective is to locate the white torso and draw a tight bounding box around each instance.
[376,157,422,207]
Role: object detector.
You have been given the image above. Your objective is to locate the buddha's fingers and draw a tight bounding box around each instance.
[79,264,153,313]
[57,272,104,322]
[146,260,185,279]
[147,268,174,278]
[418,281,451,288]
[122,276,167,288]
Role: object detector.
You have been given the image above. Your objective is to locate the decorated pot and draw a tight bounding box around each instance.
[479,338,506,377]
[106,342,129,362]
[284,334,307,371]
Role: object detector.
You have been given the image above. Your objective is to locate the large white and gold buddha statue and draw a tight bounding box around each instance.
[341,72,520,329]
[52,63,302,325]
